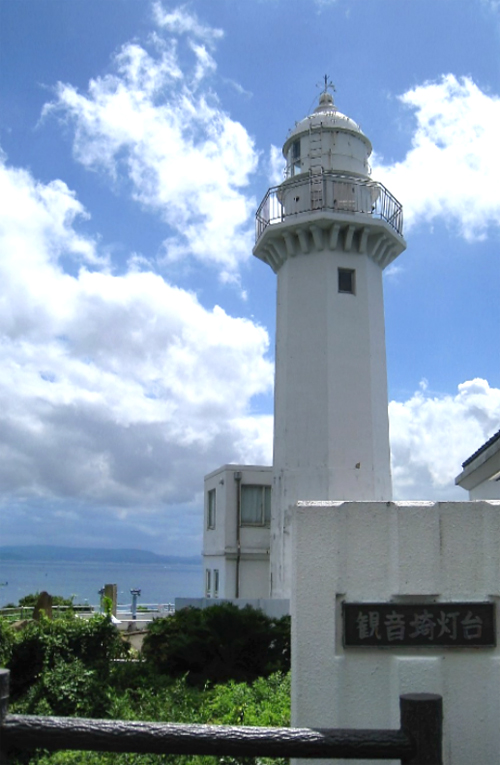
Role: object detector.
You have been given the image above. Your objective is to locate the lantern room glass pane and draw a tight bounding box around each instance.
[288,139,301,176]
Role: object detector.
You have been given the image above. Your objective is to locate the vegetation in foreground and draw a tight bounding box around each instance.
[0,600,291,765]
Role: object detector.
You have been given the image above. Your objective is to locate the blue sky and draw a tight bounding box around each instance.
[0,0,499,556]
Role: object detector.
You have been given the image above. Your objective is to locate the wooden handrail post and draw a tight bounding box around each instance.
[400,693,442,764]
[0,669,10,764]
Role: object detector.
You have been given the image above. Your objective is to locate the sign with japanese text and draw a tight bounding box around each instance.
[343,602,496,647]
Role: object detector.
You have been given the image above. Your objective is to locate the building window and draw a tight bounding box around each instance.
[289,139,301,176]
[338,268,356,294]
[205,568,211,597]
[207,489,216,529]
[240,485,271,526]
[213,569,219,598]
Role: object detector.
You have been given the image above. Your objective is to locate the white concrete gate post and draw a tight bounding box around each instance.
[291,500,500,765]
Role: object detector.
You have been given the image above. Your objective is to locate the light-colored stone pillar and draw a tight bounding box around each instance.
[291,500,500,765]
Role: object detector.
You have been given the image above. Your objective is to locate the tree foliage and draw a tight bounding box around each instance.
[142,603,290,686]
[17,592,74,608]
[1,604,291,765]
[2,611,127,712]
[16,673,291,765]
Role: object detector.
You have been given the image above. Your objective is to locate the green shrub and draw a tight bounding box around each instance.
[1,604,291,765]
[0,617,14,666]
[142,603,290,686]
[17,592,74,608]
[207,672,290,727]
[17,657,110,717]
[22,672,290,765]
[3,612,127,705]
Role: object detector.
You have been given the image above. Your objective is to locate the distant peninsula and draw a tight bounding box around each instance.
[0,546,201,565]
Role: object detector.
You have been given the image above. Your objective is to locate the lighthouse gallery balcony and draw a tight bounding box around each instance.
[255,172,403,244]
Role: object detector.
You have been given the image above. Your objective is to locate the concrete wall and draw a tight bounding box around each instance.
[455,437,500,499]
[203,465,272,599]
[201,555,270,600]
[238,557,270,599]
[470,479,500,499]
[292,500,500,765]
[270,246,393,599]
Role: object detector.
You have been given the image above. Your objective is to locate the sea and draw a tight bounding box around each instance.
[0,559,203,608]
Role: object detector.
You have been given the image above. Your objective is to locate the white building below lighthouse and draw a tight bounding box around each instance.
[455,428,500,499]
[202,86,405,600]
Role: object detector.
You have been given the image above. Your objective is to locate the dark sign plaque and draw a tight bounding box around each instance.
[343,602,496,648]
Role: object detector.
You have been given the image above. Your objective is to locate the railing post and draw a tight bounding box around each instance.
[0,670,10,764]
[400,693,442,764]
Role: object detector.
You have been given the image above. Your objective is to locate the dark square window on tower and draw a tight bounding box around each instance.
[338,268,356,294]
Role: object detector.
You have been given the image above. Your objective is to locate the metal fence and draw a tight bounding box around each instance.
[0,605,95,622]
[0,669,442,763]
[255,173,403,242]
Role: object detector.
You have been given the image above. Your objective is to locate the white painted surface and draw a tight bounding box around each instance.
[269,247,396,597]
[291,500,500,765]
[469,479,500,499]
[254,93,405,599]
[202,464,272,599]
[456,433,500,499]
[282,91,372,179]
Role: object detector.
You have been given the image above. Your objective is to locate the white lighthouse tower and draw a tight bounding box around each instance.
[254,83,406,598]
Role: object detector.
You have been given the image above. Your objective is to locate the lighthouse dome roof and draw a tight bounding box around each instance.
[283,91,372,157]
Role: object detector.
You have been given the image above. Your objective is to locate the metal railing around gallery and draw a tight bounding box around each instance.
[255,173,404,242]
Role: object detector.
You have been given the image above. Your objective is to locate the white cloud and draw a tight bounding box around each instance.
[390,378,500,500]
[0,156,273,542]
[383,262,403,282]
[152,3,224,47]
[268,144,285,186]
[374,75,500,240]
[43,6,258,279]
[481,0,500,11]
[3,151,498,546]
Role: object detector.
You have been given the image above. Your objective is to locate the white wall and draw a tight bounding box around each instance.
[238,557,270,599]
[292,500,500,765]
[282,93,372,179]
[456,440,500,500]
[470,480,500,499]
[202,465,272,599]
[270,247,393,598]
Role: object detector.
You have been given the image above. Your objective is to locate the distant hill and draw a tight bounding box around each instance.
[0,546,201,565]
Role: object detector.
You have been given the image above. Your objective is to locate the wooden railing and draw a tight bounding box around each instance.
[0,669,442,763]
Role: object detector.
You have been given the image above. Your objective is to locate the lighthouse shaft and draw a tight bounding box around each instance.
[274,248,392,497]
[253,90,406,599]
[271,240,394,597]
